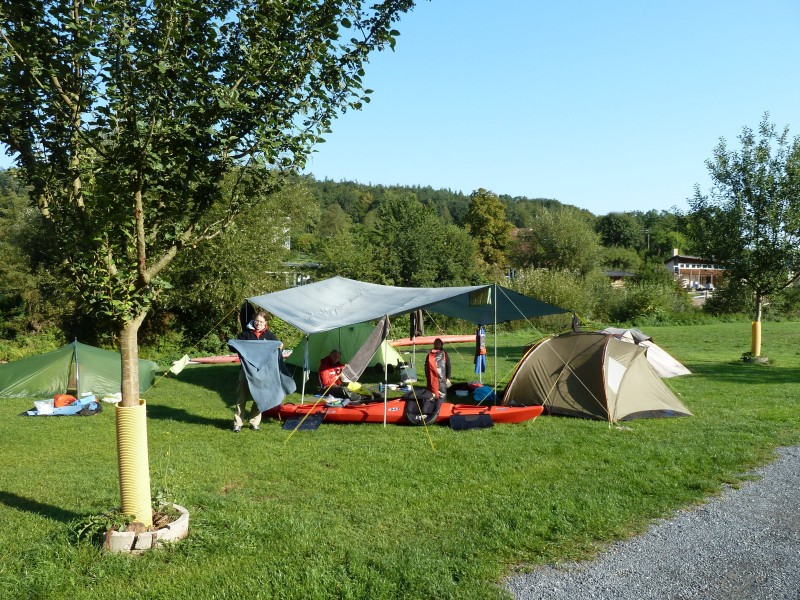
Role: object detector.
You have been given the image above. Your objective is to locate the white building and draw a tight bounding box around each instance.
[664,249,725,290]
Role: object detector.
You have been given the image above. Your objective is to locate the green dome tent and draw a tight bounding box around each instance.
[0,341,158,399]
[285,323,404,373]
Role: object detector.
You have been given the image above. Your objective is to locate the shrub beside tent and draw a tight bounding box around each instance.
[502,332,692,422]
[0,341,158,399]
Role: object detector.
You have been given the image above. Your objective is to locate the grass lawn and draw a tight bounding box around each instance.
[1,321,799,599]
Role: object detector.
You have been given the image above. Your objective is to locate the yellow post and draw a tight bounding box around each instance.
[751,321,762,357]
[116,400,153,527]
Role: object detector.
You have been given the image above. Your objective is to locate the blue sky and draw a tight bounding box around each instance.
[2,1,798,216]
[300,0,800,214]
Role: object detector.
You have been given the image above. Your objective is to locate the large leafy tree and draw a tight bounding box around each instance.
[464,188,512,267]
[635,209,691,256]
[370,192,479,287]
[688,115,800,356]
[314,224,379,281]
[510,206,601,275]
[0,0,415,524]
[596,211,643,248]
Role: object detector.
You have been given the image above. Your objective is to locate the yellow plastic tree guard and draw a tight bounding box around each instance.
[115,400,153,527]
[751,321,762,357]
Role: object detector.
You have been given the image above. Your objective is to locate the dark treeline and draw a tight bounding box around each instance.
[305,176,687,253]
[307,177,575,229]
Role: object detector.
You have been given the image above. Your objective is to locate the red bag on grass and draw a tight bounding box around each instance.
[54,394,77,408]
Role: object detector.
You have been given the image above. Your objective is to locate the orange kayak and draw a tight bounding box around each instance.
[268,399,412,424]
[391,334,475,347]
[191,354,240,364]
[439,403,543,424]
[265,400,542,425]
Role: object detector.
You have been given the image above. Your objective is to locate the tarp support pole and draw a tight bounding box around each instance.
[73,338,81,397]
[383,338,389,427]
[493,283,498,396]
[301,335,309,404]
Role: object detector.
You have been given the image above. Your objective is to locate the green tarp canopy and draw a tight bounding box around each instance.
[249,277,569,400]
[248,276,567,335]
[285,322,404,372]
[0,341,158,399]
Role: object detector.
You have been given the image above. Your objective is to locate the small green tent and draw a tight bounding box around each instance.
[0,341,158,398]
[285,323,404,372]
[502,332,691,422]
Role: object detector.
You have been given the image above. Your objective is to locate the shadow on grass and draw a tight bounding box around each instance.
[687,362,800,386]
[0,490,82,523]
[146,403,232,430]
[172,364,239,400]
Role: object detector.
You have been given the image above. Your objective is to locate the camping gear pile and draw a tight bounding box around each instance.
[25,394,101,417]
[246,277,567,426]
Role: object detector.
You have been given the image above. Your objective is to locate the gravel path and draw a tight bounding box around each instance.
[506,446,800,600]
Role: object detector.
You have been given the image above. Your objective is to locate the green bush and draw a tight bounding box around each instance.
[702,278,754,316]
[764,285,800,321]
[511,268,613,322]
[510,267,700,327]
[0,328,65,362]
[607,282,696,325]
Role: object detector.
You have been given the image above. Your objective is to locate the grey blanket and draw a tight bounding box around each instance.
[227,339,297,411]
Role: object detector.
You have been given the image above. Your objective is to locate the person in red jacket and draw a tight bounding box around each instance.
[425,338,451,400]
[318,349,361,403]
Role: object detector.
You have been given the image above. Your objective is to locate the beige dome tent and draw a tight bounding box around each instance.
[502,332,692,422]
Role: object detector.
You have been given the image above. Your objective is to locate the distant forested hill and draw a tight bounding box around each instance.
[304,175,574,227]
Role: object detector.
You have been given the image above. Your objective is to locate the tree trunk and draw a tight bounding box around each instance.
[116,313,153,526]
[751,296,762,357]
[120,317,145,407]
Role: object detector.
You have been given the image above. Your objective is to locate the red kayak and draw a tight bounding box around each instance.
[265,400,542,425]
[439,403,543,424]
[268,399,410,424]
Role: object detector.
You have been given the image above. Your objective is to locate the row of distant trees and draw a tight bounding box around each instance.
[301,178,696,278]
[1,166,700,349]
[2,117,799,360]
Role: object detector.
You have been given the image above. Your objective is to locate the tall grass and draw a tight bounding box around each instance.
[1,322,799,599]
